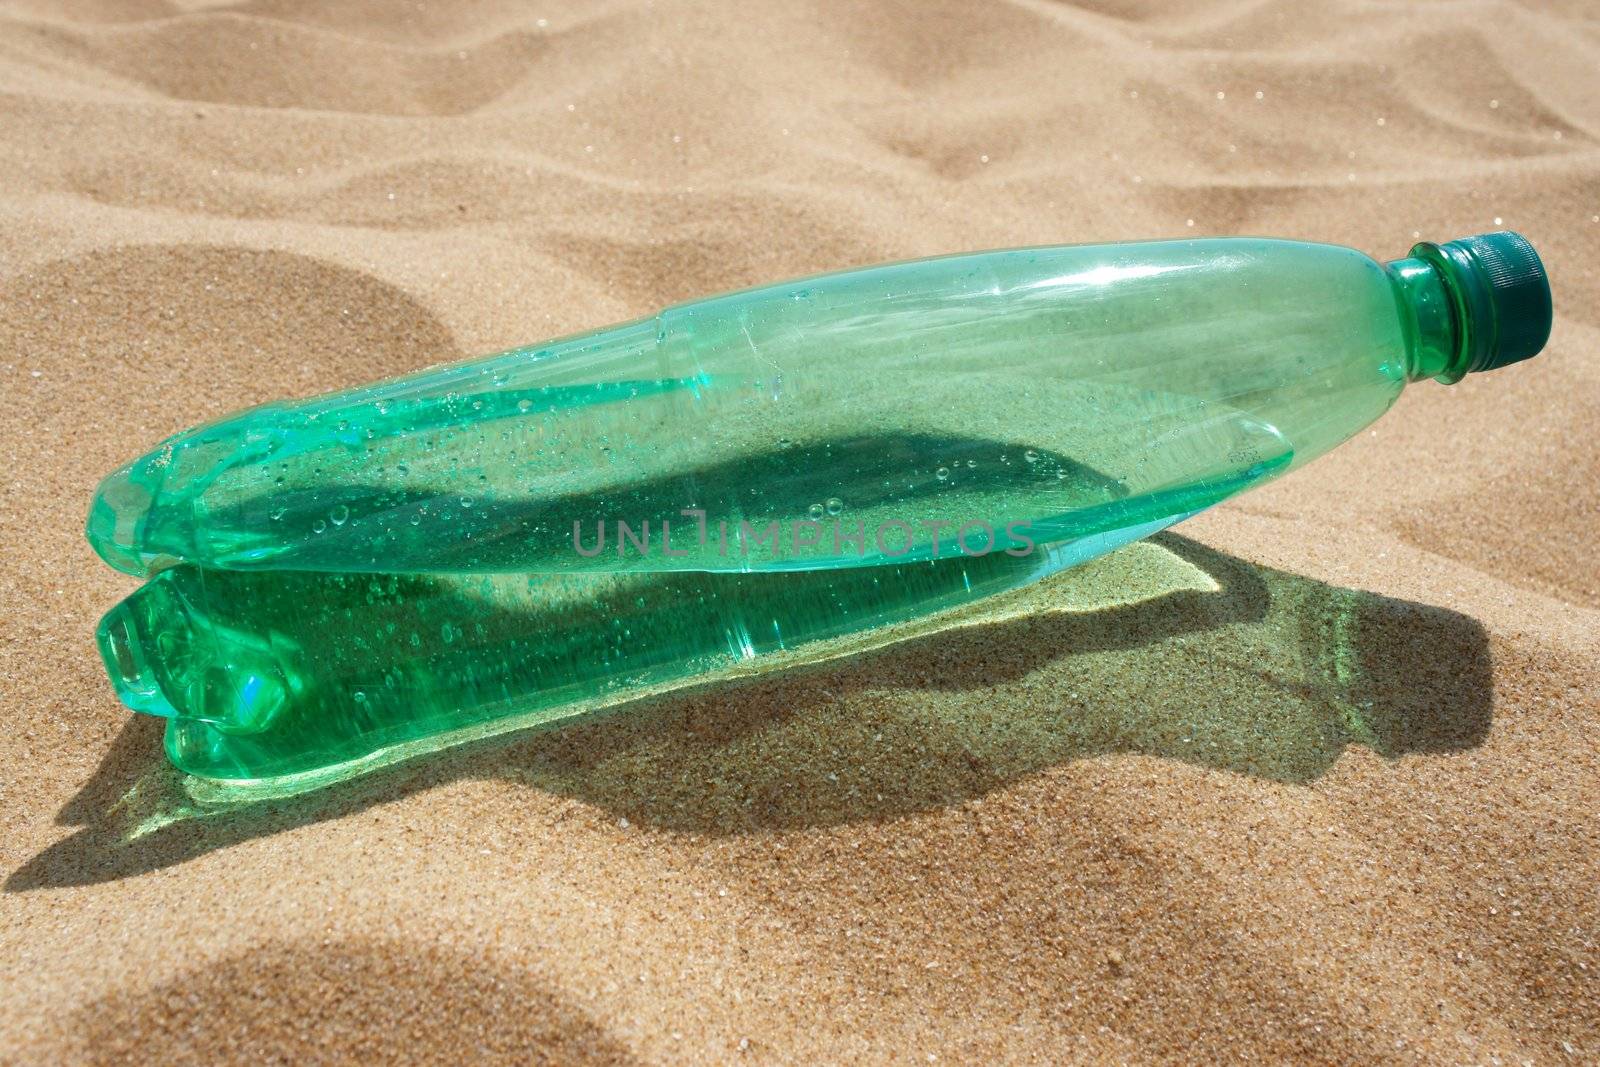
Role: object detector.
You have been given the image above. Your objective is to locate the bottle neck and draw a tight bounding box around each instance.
[1387,232,1552,383]
[1386,256,1464,383]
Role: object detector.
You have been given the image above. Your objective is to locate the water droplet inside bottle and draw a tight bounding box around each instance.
[270,507,286,521]
[517,398,533,412]
[329,504,350,526]
[825,497,844,515]
[1024,449,1039,463]
[935,467,950,481]
[807,503,825,520]
[312,519,327,534]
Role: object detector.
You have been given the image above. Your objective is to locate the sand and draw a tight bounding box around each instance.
[2,0,1597,1062]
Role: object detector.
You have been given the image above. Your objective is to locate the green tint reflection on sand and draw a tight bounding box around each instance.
[28,536,1491,867]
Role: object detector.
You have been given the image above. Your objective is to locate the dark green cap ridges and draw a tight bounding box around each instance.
[1411,231,1552,377]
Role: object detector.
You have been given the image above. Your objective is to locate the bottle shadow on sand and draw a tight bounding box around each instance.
[6,533,1492,891]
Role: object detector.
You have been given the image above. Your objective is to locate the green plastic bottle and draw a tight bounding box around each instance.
[89,232,1551,789]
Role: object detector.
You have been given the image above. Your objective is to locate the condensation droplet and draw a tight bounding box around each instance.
[935,467,951,481]
[312,519,327,534]
[329,504,350,526]
[825,497,844,516]
[807,503,825,520]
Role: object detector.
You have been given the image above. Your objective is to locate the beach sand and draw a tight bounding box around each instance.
[2,0,1597,1062]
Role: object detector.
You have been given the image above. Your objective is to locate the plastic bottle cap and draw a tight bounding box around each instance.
[1411,231,1552,376]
